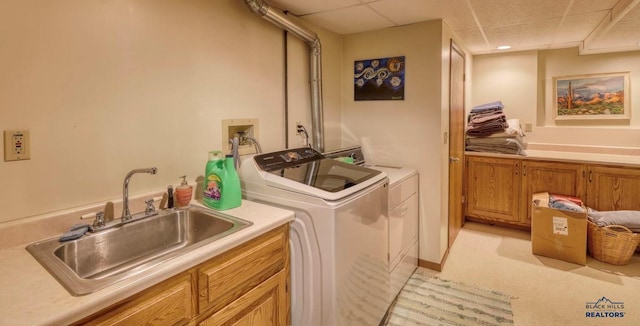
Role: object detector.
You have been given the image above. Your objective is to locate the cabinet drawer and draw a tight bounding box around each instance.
[389,175,418,209]
[198,225,287,315]
[83,273,194,326]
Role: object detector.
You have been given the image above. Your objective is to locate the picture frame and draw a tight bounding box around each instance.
[354,56,405,101]
[553,72,630,120]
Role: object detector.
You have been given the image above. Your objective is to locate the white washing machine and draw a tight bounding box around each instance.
[238,147,391,326]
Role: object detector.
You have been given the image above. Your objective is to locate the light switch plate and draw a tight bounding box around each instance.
[4,130,31,161]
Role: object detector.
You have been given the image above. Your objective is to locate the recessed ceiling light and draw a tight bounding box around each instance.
[496,45,511,50]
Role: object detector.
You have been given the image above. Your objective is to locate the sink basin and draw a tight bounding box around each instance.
[26,206,252,296]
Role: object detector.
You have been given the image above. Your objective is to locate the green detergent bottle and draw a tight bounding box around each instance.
[202,151,242,210]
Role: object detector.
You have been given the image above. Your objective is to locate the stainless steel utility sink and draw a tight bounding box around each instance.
[26,206,252,296]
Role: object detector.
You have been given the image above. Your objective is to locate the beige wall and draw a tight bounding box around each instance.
[0,0,341,223]
[341,20,470,264]
[472,51,538,126]
[473,48,640,150]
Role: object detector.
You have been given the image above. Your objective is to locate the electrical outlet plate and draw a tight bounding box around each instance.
[524,123,533,132]
[222,119,259,155]
[4,129,31,161]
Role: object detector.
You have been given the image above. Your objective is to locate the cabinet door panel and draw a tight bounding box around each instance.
[198,225,287,315]
[587,166,640,211]
[199,270,288,326]
[521,161,585,222]
[466,157,520,222]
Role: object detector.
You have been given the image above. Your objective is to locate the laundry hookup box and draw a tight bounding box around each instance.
[531,192,587,265]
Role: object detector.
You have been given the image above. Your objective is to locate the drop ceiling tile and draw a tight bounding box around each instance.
[469,0,568,28]
[553,11,607,44]
[368,0,443,25]
[268,0,360,15]
[484,19,560,48]
[302,5,395,34]
[568,0,619,16]
[442,0,478,31]
[260,0,640,54]
[455,29,490,53]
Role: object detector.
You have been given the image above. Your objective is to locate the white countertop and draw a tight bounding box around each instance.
[466,150,640,166]
[0,200,294,326]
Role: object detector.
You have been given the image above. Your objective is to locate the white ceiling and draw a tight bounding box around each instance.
[266,0,640,55]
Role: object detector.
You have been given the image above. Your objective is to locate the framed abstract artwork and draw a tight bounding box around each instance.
[354,56,405,101]
[553,72,630,120]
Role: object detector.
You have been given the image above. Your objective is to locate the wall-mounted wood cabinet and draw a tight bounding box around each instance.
[465,154,639,228]
[74,224,290,326]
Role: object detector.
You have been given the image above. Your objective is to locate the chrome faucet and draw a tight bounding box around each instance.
[121,167,158,221]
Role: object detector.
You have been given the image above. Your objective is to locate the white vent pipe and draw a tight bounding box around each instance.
[244,0,325,152]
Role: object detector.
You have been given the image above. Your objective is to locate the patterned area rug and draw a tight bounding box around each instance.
[385,269,514,326]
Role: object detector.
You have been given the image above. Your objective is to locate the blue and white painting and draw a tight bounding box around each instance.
[354,56,405,101]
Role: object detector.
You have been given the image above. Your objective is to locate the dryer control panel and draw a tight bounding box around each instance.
[254,147,322,171]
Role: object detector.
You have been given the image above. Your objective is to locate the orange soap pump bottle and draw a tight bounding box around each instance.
[175,175,193,208]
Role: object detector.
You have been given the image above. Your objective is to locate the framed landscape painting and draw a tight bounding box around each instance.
[553,72,630,120]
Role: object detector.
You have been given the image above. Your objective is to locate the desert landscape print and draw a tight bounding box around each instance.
[555,73,627,118]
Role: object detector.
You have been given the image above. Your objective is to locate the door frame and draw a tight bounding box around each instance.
[448,39,466,248]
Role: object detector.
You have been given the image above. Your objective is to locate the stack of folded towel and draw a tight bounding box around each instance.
[466,101,507,137]
[465,100,527,155]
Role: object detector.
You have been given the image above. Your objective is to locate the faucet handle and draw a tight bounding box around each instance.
[80,211,105,228]
[144,199,156,215]
[94,212,105,228]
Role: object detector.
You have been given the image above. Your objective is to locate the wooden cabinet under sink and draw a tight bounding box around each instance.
[73,224,290,326]
[196,223,289,325]
[79,273,195,326]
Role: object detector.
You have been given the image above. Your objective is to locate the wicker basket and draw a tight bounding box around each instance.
[587,220,640,265]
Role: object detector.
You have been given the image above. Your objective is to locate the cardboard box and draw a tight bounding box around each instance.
[531,192,587,265]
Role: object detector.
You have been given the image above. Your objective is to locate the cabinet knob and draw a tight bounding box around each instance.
[449,156,460,163]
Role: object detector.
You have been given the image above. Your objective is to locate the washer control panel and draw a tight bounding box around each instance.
[254,147,322,171]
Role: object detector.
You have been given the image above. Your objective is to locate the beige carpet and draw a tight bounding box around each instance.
[386,268,514,325]
[424,222,640,326]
